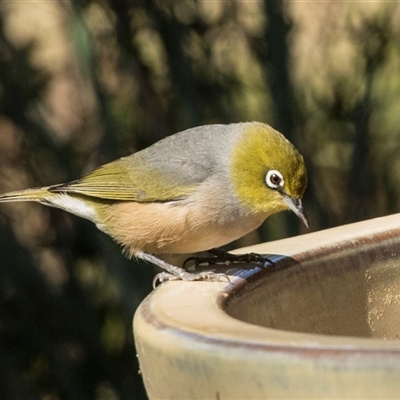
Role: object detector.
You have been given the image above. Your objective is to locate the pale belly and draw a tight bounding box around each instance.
[96,200,268,256]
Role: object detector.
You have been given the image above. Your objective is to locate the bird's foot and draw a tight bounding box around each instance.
[135,251,230,289]
[153,270,230,289]
[184,248,265,268]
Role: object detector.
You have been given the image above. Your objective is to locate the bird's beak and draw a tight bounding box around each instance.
[282,195,309,229]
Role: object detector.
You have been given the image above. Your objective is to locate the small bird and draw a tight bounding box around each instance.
[0,122,308,285]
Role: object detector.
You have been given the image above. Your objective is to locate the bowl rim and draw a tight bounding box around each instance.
[135,213,400,356]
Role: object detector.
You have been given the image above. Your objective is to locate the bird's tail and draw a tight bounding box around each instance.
[0,187,52,203]
[0,186,100,222]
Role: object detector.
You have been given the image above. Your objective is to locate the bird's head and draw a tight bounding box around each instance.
[230,123,308,227]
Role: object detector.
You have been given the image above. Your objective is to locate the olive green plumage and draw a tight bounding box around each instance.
[0,122,308,283]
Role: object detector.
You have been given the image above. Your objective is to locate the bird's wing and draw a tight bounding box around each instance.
[49,155,209,202]
[49,124,237,202]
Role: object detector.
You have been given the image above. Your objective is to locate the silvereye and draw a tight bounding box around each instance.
[0,122,308,285]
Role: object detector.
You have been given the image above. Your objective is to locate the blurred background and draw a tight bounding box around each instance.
[0,1,399,399]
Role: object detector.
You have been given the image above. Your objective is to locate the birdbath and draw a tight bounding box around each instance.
[134,214,400,399]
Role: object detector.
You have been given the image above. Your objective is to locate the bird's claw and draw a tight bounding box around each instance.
[184,249,265,268]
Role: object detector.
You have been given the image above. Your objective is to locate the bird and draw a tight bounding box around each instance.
[0,122,308,286]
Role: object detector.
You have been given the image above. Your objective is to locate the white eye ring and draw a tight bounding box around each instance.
[265,170,284,190]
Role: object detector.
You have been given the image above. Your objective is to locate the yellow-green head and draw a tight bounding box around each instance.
[230,123,308,227]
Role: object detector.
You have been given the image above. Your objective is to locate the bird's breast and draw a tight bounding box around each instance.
[96,198,267,256]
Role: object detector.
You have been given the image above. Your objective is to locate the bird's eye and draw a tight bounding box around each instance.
[265,170,284,190]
